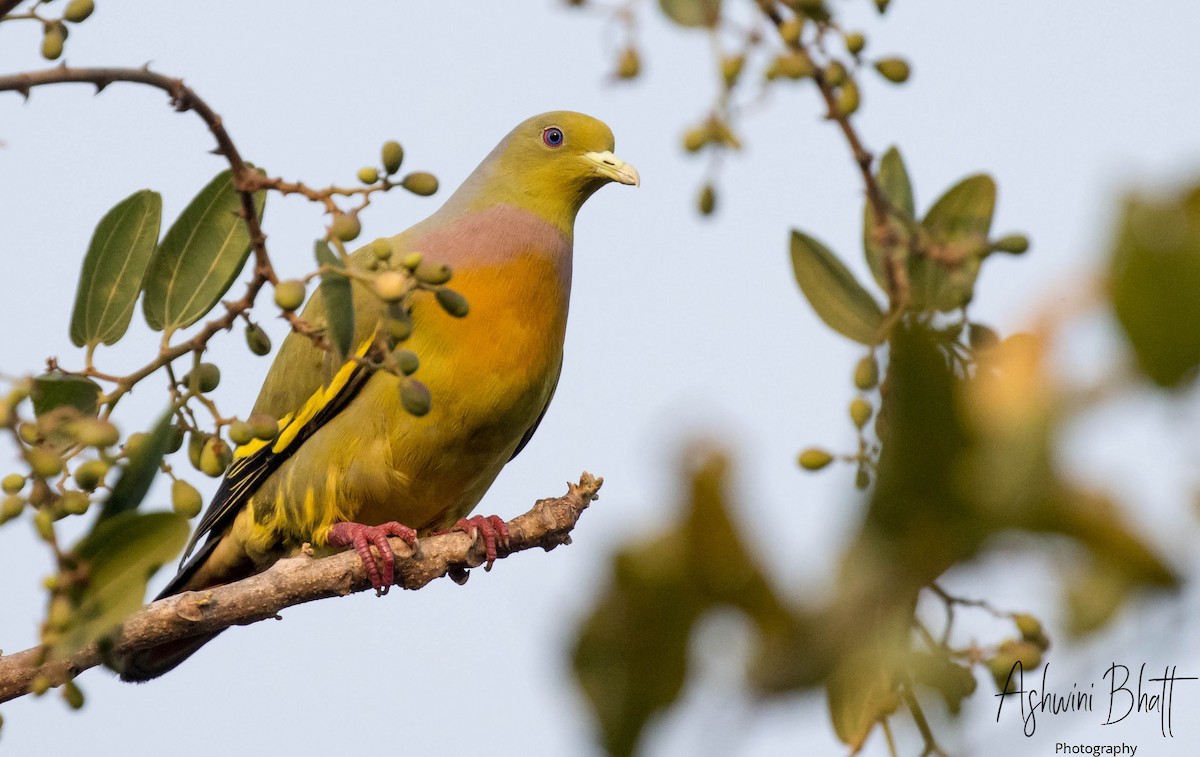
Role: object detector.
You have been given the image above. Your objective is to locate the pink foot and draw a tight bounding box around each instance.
[441,515,510,571]
[328,521,418,596]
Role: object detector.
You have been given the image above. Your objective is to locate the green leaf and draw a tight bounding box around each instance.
[43,511,188,663]
[97,410,175,522]
[70,190,162,348]
[142,169,266,333]
[31,370,101,419]
[915,174,996,311]
[657,0,719,28]
[790,230,885,345]
[863,147,915,293]
[1110,187,1200,387]
[315,240,354,360]
[826,646,901,749]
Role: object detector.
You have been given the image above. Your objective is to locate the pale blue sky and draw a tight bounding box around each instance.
[2,2,1199,755]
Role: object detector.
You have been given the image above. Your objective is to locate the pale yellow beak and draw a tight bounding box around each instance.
[584,150,640,187]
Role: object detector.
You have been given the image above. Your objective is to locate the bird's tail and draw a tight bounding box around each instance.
[117,536,224,682]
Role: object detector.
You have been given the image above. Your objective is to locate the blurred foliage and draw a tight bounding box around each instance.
[565,0,1196,753]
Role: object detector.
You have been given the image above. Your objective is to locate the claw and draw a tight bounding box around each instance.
[440,514,510,571]
[328,521,418,595]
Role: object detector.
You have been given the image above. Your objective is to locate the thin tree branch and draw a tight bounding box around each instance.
[0,0,25,20]
[0,473,603,703]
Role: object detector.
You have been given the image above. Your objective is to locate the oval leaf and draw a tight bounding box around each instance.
[657,0,720,28]
[1110,188,1200,387]
[790,230,885,345]
[142,169,266,333]
[70,190,162,348]
[32,370,101,419]
[864,147,915,293]
[98,409,176,522]
[316,240,354,360]
[44,511,188,662]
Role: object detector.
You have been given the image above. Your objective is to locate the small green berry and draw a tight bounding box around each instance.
[248,414,279,441]
[849,398,873,429]
[63,0,94,23]
[393,349,420,376]
[400,172,439,196]
[399,378,432,417]
[62,680,85,710]
[616,47,640,80]
[874,57,910,84]
[330,213,361,242]
[199,437,232,478]
[73,460,109,491]
[370,238,393,261]
[435,288,469,318]
[381,141,404,175]
[274,279,307,312]
[845,32,866,55]
[184,363,221,394]
[29,448,63,479]
[414,261,452,285]
[798,448,834,471]
[374,271,409,303]
[853,355,880,390]
[228,420,255,446]
[2,473,25,495]
[172,479,204,519]
[992,234,1030,255]
[41,23,65,61]
[245,323,272,356]
[357,167,380,185]
[61,491,90,516]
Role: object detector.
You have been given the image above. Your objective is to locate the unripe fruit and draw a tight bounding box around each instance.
[435,288,469,318]
[18,422,40,445]
[1014,613,1043,640]
[124,431,149,456]
[874,57,910,83]
[1,495,24,521]
[370,238,393,261]
[62,681,85,710]
[798,448,834,471]
[401,251,423,270]
[720,55,745,88]
[616,47,640,80]
[992,234,1030,254]
[394,349,420,376]
[61,491,90,515]
[71,418,119,448]
[41,23,65,60]
[245,323,272,356]
[849,398,873,429]
[399,378,432,417]
[698,184,716,216]
[845,32,866,55]
[187,431,209,470]
[73,460,108,491]
[854,355,880,390]
[683,127,709,153]
[385,312,413,344]
[414,261,452,285]
[381,140,404,175]
[357,167,379,185]
[331,213,361,242]
[30,675,52,697]
[184,363,221,394]
[64,0,94,23]
[835,79,860,115]
[874,0,890,12]
[248,413,279,441]
[228,420,255,446]
[400,172,439,196]
[172,479,204,519]
[779,17,804,45]
[823,61,848,87]
[199,437,232,478]
[29,448,63,479]
[274,279,306,311]
[776,52,815,80]
[166,424,185,453]
[34,508,54,540]
[2,474,25,494]
[374,271,409,303]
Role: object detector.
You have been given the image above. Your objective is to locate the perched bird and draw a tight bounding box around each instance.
[121,111,638,681]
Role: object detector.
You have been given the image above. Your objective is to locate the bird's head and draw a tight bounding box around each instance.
[458,111,639,234]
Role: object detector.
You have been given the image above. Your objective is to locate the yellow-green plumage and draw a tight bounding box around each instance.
[120,111,637,681]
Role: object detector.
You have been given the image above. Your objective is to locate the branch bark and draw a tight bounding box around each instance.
[0,473,602,703]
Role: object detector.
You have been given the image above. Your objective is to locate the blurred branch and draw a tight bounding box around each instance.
[0,473,603,703]
[0,1,24,20]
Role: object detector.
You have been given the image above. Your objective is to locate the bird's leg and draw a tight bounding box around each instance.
[327,521,418,596]
[439,515,511,571]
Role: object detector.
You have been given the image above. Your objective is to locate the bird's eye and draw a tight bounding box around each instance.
[542,127,564,148]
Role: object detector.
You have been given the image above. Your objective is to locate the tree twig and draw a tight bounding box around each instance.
[0,473,603,703]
